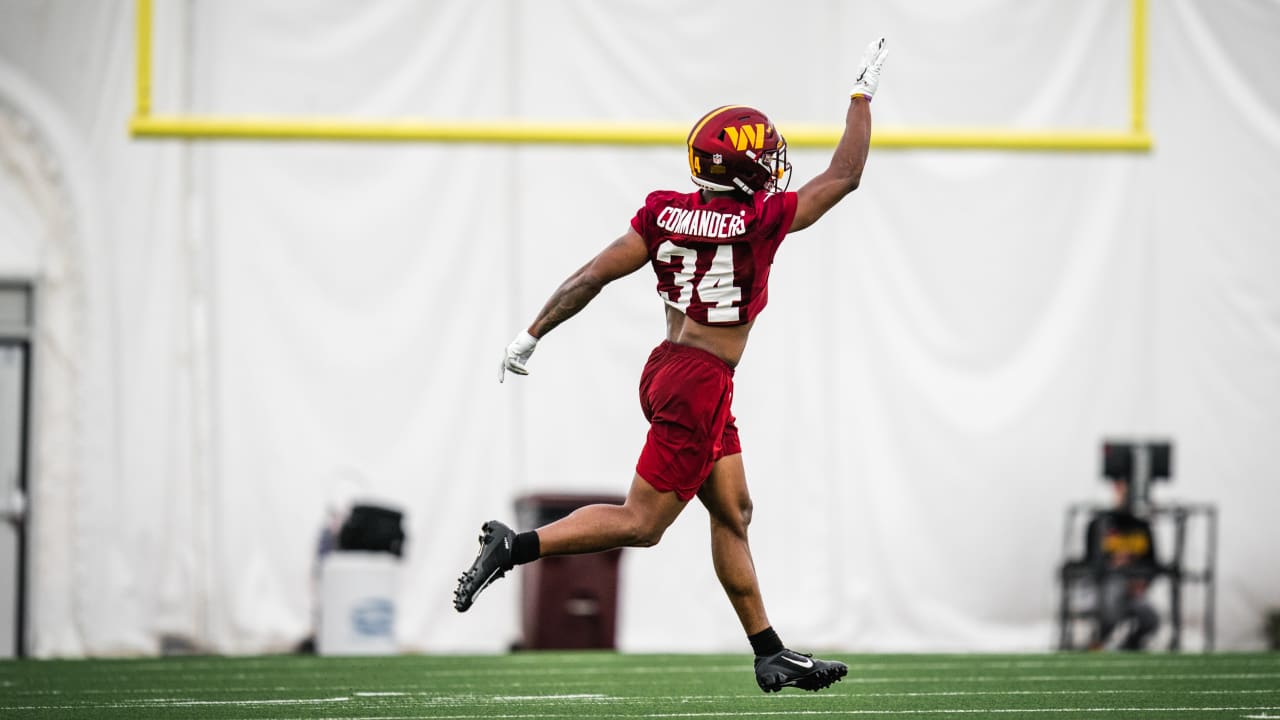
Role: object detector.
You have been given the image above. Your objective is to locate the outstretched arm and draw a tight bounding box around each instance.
[500,228,650,381]
[790,38,888,233]
[527,228,650,338]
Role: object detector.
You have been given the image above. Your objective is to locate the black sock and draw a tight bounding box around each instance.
[511,531,540,566]
[748,626,784,657]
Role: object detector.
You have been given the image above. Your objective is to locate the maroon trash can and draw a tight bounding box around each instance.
[514,493,625,650]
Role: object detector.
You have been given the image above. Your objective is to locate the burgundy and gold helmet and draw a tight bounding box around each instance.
[687,105,791,195]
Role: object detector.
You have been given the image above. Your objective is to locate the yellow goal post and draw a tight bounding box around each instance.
[130,0,1151,152]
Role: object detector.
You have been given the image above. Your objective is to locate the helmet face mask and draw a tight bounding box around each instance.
[688,106,791,196]
[752,138,792,194]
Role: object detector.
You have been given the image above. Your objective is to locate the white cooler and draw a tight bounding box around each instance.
[318,551,399,655]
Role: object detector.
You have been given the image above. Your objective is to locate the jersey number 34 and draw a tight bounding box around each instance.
[656,240,742,324]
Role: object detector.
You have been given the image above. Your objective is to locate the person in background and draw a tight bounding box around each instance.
[1085,475,1161,650]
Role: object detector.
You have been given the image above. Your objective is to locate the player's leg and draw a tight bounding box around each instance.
[698,453,847,693]
[697,452,769,634]
[453,474,686,612]
[537,473,688,555]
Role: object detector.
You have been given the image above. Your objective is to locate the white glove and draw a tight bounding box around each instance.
[850,37,889,101]
[500,331,538,382]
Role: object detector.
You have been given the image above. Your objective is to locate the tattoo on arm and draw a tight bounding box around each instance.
[526,229,649,338]
[529,268,604,338]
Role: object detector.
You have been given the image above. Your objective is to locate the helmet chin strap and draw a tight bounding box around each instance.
[691,175,738,193]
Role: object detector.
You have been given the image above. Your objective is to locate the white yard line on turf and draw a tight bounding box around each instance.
[4,697,352,711]
[491,694,607,701]
[235,708,1280,720]
[637,708,1280,718]
[7,686,1278,713]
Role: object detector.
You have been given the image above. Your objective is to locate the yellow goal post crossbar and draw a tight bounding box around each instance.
[130,0,1151,152]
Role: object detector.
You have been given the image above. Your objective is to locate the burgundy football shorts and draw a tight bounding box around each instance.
[635,341,741,501]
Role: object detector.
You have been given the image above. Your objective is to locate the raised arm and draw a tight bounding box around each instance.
[500,227,650,381]
[789,38,888,233]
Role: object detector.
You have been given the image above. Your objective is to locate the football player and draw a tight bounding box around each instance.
[456,38,889,693]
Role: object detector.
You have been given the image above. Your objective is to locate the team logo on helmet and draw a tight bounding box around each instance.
[687,105,791,195]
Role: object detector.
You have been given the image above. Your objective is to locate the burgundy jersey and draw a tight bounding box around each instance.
[630,190,798,326]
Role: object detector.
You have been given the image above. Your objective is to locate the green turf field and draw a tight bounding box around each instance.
[1,651,1278,719]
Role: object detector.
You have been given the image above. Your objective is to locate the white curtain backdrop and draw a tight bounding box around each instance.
[0,0,1277,656]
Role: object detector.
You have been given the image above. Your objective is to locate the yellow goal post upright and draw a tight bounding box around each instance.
[130,0,1151,152]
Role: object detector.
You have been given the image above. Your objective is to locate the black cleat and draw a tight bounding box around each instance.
[754,649,848,693]
[453,520,515,612]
